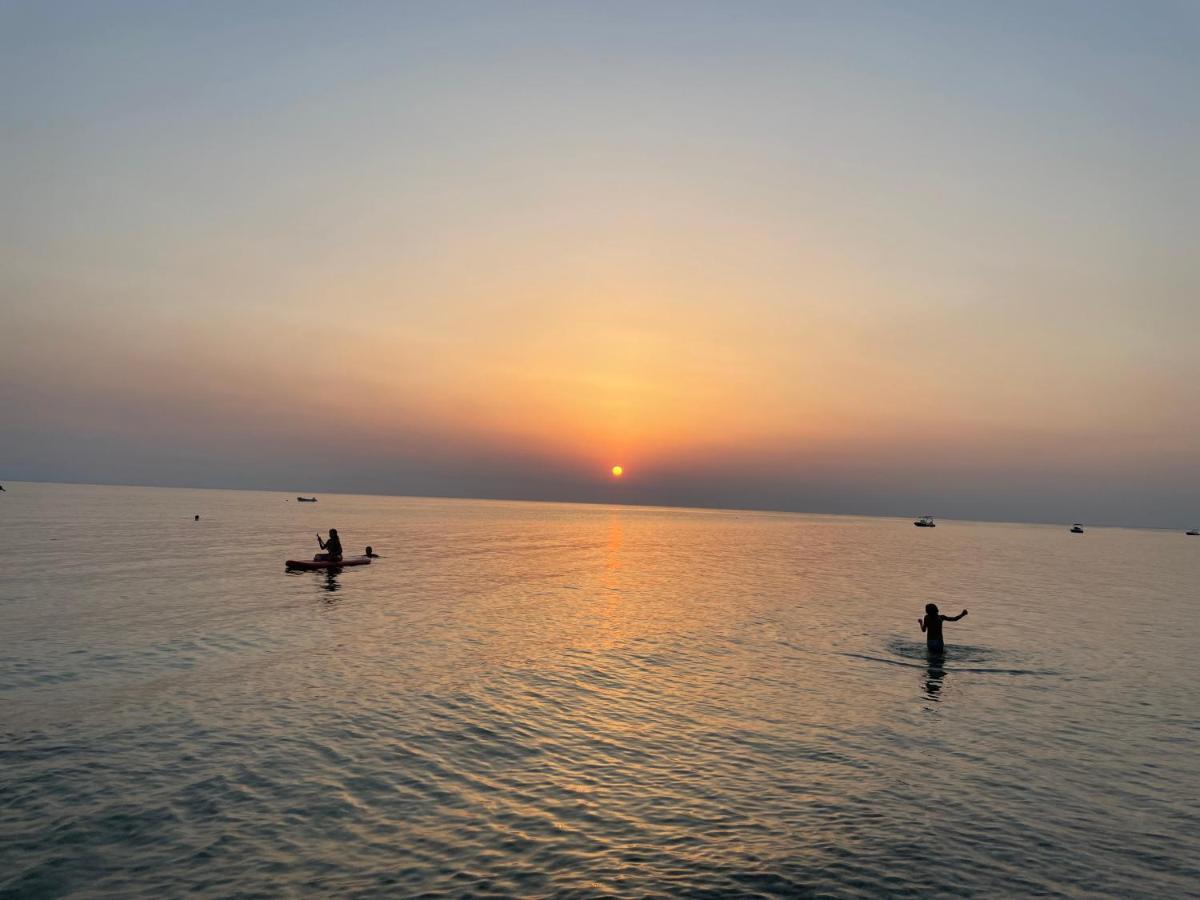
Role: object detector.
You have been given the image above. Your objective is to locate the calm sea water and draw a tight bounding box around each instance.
[1,483,1197,898]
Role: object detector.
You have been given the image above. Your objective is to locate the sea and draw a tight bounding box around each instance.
[2,482,1197,898]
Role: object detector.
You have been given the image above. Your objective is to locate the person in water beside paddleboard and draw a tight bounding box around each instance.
[919,603,967,655]
[316,528,343,562]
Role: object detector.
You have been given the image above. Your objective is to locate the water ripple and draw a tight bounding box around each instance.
[2,487,1199,896]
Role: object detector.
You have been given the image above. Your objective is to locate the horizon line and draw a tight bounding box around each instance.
[4,477,1191,534]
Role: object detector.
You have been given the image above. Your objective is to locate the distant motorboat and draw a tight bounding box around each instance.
[297,496,318,502]
[1187,529,1199,536]
[1070,524,1084,533]
[914,516,936,528]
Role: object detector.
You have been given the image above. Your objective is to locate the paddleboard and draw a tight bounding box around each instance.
[285,555,371,571]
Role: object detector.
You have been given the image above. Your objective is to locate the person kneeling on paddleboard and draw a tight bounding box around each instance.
[316,528,343,562]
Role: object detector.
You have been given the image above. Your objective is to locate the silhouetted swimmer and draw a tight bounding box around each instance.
[194,514,200,521]
[919,603,967,655]
[365,546,381,558]
[316,528,343,562]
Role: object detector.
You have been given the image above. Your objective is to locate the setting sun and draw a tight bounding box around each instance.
[611,465,623,478]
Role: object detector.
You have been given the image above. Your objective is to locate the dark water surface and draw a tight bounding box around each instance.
[2,483,1198,897]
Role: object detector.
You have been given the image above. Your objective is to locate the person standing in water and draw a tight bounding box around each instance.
[919,603,967,654]
[316,528,343,562]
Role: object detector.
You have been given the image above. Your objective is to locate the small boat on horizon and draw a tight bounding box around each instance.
[914,516,936,528]
[1070,524,1084,533]
[1187,529,1199,536]
[297,496,318,502]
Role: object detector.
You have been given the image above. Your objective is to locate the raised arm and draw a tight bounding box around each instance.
[317,533,327,549]
[944,610,968,621]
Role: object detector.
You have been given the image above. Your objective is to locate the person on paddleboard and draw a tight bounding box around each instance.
[316,528,343,562]
[919,603,967,655]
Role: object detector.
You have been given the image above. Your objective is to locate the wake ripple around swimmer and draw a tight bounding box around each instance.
[775,638,1057,676]
[838,638,1060,675]
[839,651,1058,676]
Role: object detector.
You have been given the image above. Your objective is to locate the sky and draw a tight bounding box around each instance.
[2,1,1198,526]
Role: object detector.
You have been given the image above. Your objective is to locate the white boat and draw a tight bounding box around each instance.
[914,516,936,528]
[1187,529,1199,536]
[1070,524,1084,533]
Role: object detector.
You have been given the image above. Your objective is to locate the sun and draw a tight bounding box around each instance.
[611,465,623,477]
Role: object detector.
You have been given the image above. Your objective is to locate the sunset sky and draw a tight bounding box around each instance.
[3,2,1198,526]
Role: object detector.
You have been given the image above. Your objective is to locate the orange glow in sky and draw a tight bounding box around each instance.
[3,3,1198,525]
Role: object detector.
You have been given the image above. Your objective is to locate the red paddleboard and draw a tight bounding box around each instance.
[285,555,372,571]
